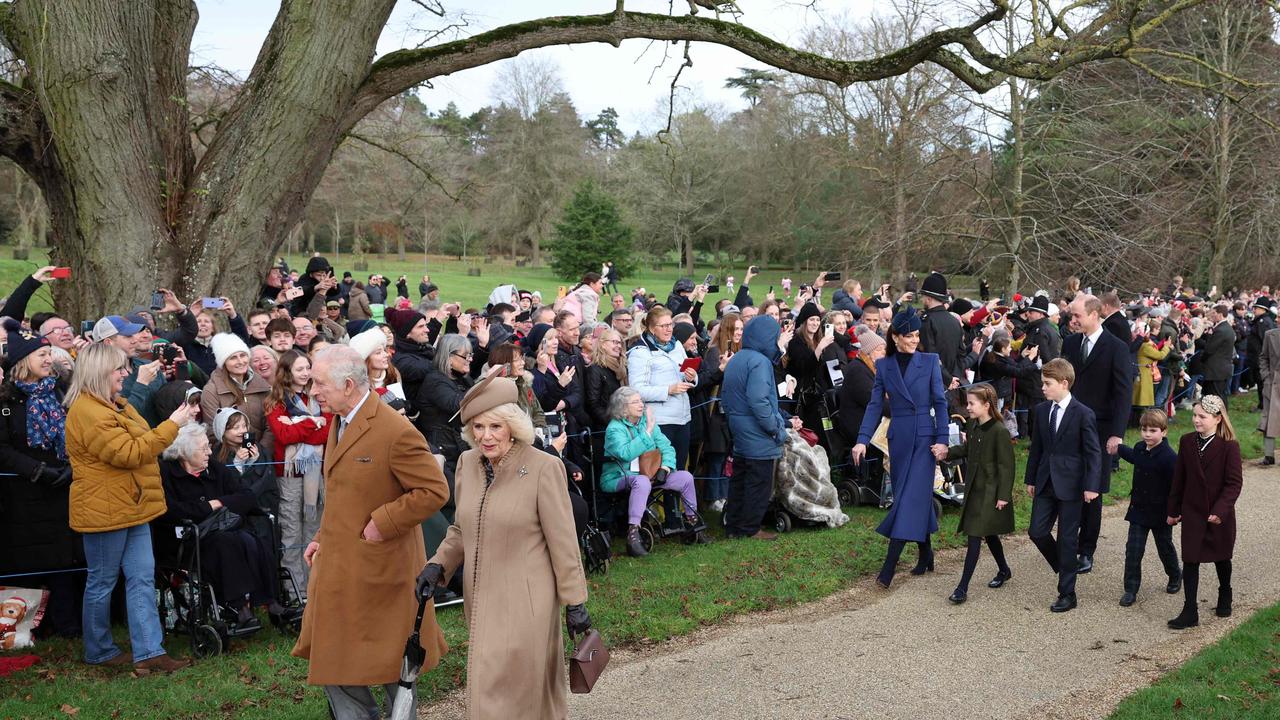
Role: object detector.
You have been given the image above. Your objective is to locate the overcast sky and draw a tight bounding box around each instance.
[193,0,880,133]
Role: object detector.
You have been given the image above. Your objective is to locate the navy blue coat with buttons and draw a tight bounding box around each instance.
[1117,438,1177,528]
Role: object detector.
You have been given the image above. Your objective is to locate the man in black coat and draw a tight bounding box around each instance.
[1061,294,1133,574]
[1025,359,1101,612]
[918,272,965,387]
[1248,299,1276,409]
[1016,296,1062,435]
[1195,304,1236,407]
[1099,292,1133,344]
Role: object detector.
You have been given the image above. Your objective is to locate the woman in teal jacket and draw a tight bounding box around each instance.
[602,386,707,556]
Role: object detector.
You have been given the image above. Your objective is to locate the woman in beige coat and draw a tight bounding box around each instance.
[418,376,591,720]
[1257,325,1280,464]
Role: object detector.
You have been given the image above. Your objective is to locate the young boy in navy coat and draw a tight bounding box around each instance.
[1114,409,1182,607]
[1024,359,1101,613]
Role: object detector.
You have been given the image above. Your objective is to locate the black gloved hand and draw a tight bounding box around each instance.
[34,463,73,488]
[566,603,592,635]
[652,468,669,486]
[415,563,445,602]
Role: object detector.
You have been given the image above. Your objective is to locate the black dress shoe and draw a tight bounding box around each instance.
[948,589,967,605]
[1258,456,1275,467]
[1216,587,1233,617]
[1119,592,1136,607]
[1166,576,1182,594]
[1077,555,1094,574]
[1050,594,1077,613]
[988,570,1012,589]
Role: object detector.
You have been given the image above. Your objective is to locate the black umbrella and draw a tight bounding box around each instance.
[389,595,429,720]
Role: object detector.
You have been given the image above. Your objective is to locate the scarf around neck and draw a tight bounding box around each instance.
[643,332,677,354]
[16,377,66,459]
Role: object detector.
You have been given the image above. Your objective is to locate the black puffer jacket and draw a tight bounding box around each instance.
[392,337,435,405]
[0,381,83,575]
[414,367,473,468]
[583,363,623,433]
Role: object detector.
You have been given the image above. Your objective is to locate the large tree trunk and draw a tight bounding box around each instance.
[1005,73,1025,296]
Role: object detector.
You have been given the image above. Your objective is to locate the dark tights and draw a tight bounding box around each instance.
[1183,560,1232,607]
[957,535,1010,593]
[879,536,932,583]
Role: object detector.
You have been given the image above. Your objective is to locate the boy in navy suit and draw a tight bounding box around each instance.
[1114,409,1182,607]
[1025,359,1102,612]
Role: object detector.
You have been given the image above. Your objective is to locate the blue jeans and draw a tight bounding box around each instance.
[1153,371,1173,410]
[82,524,166,664]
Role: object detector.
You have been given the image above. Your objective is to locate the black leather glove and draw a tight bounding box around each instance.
[566,603,592,635]
[34,463,73,488]
[653,468,669,485]
[415,563,445,602]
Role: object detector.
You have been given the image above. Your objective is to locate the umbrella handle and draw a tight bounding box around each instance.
[414,593,428,631]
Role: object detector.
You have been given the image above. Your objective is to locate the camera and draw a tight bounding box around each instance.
[161,344,179,363]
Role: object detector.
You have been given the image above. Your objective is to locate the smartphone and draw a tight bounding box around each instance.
[286,287,304,300]
[51,267,71,279]
[824,323,834,339]
[202,297,226,309]
[824,271,842,282]
[749,266,759,274]
[680,357,702,372]
[768,286,774,295]
[242,431,255,449]
[150,290,165,311]
[704,273,716,286]
[81,320,95,335]
[161,344,179,363]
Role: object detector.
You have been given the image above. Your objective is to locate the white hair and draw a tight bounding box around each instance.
[314,345,369,389]
[162,423,210,461]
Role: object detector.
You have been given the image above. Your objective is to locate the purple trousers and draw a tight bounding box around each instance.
[622,471,697,525]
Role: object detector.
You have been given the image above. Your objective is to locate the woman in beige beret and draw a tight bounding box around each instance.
[416,376,591,719]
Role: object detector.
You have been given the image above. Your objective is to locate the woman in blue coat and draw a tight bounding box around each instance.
[852,308,949,588]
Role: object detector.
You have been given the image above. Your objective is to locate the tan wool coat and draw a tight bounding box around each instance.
[1259,328,1280,438]
[291,394,450,686]
[430,442,588,720]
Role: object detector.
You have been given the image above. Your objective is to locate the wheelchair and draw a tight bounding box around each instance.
[151,510,305,659]
[597,480,707,554]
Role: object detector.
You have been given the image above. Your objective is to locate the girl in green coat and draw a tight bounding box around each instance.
[942,384,1015,604]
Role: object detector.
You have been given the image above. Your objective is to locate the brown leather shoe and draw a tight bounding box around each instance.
[134,654,191,675]
[750,530,779,541]
[100,652,133,667]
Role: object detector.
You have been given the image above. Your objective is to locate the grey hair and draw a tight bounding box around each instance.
[162,423,211,461]
[314,344,369,390]
[609,386,642,420]
[418,299,441,315]
[434,334,470,375]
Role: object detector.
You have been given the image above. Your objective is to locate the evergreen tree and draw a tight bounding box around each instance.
[549,180,636,281]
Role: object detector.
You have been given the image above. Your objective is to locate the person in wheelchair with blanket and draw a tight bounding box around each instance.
[158,423,299,631]
[601,387,709,556]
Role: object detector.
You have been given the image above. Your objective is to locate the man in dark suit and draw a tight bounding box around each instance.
[1025,359,1102,612]
[1062,294,1133,573]
[1017,296,1062,436]
[1248,298,1277,409]
[1099,292,1133,344]
[918,271,964,387]
[1196,304,1236,408]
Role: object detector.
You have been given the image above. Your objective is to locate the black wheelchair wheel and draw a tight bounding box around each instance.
[773,511,792,533]
[836,481,859,508]
[192,624,223,659]
[638,525,656,553]
[933,497,944,521]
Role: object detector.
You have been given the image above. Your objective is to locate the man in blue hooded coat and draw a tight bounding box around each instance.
[721,315,801,539]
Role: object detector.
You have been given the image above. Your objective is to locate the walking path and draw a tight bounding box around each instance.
[422,466,1278,720]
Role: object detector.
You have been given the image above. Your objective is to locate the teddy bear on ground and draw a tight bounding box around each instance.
[1,596,33,650]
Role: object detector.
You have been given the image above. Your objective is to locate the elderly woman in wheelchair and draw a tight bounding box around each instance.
[159,424,298,631]
[602,387,709,557]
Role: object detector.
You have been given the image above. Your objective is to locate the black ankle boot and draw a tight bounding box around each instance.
[626,526,648,557]
[1168,603,1199,629]
[910,544,935,575]
[1216,587,1233,617]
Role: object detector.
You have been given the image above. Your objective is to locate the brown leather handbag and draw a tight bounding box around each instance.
[637,448,663,479]
[569,629,609,694]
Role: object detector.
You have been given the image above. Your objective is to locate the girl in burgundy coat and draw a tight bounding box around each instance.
[1166,394,1243,629]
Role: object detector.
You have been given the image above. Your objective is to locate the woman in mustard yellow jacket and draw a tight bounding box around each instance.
[1133,330,1172,409]
[65,343,196,673]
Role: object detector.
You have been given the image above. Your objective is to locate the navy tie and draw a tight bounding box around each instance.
[1050,403,1060,436]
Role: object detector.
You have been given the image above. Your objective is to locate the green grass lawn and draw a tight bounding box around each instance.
[1107,601,1280,719]
[1,404,1264,719]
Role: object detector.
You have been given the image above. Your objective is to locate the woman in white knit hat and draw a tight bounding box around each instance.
[349,327,400,398]
[200,333,274,460]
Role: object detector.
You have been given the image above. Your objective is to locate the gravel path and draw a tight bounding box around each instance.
[422,466,1278,720]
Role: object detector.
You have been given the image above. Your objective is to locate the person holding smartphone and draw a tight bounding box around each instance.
[783,302,837,445]
[290,256,340,317]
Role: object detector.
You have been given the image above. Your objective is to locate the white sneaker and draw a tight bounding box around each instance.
[711,499,726,513]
